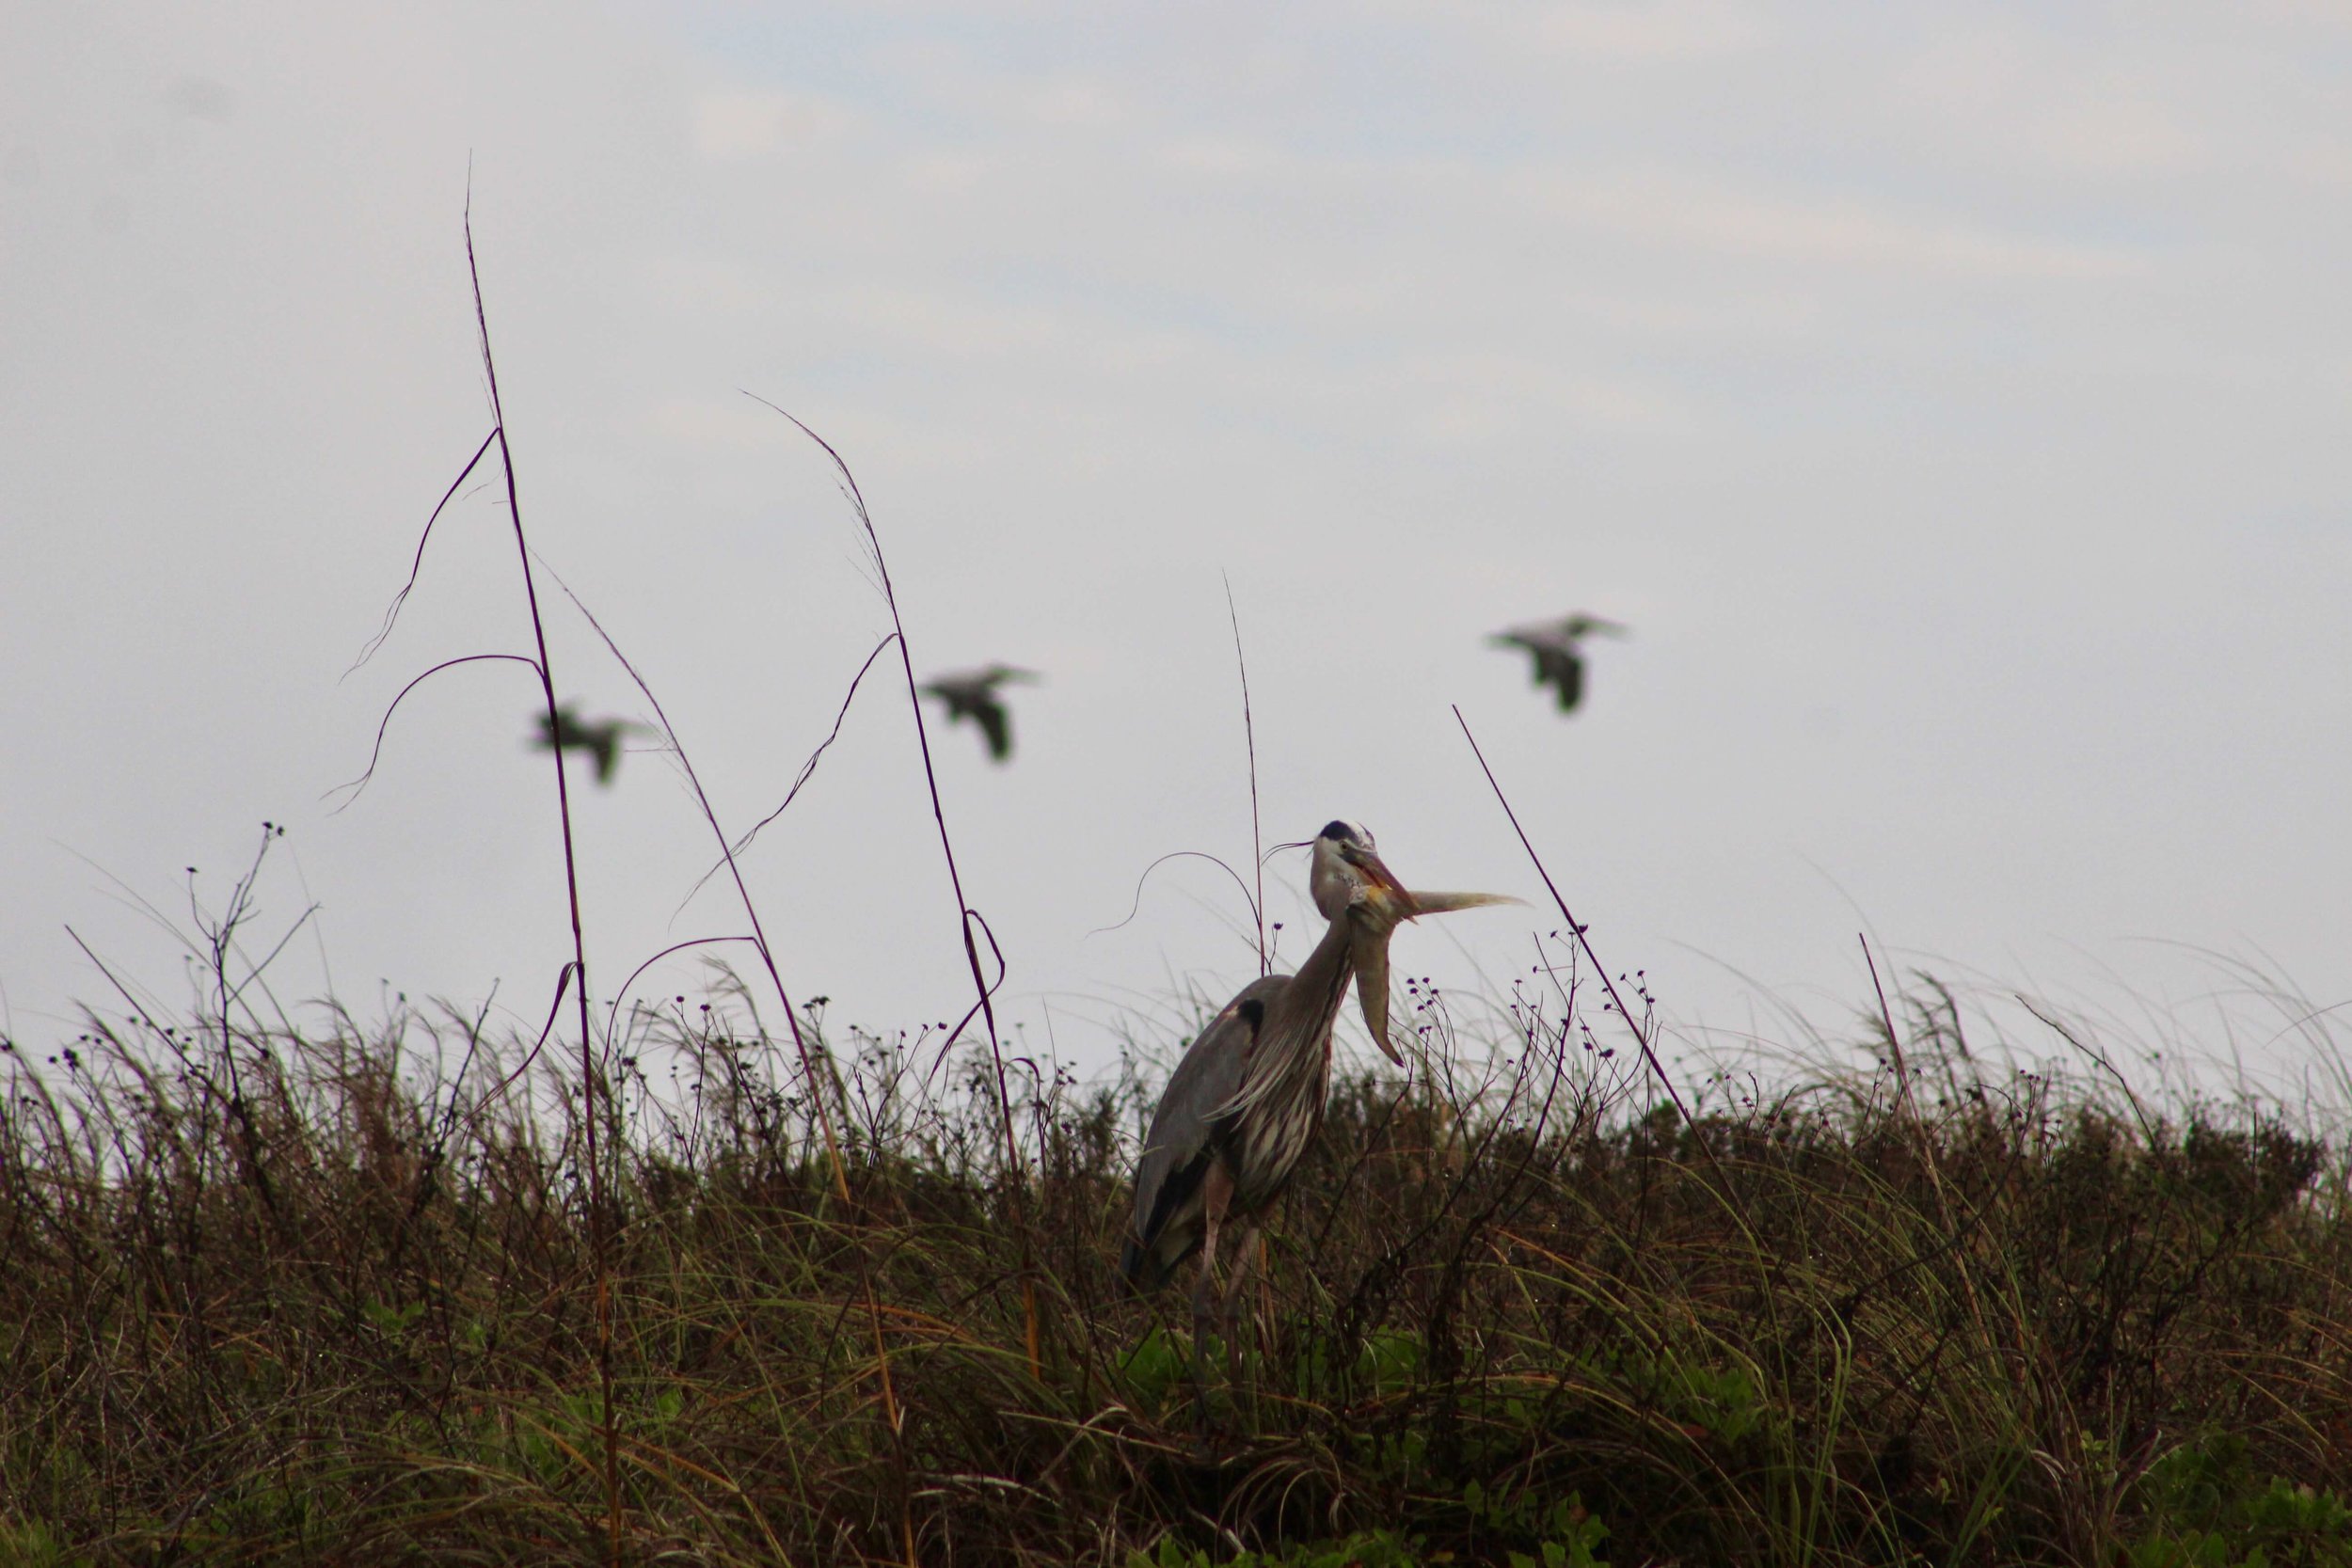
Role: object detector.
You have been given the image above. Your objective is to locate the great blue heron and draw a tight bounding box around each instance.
[530,705,653,785]
[1121,821,1512,1386]
[919,665,1038,763]
[1490,614,1628,714]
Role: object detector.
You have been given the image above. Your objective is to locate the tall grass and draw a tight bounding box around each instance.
[2,938,2347,1565]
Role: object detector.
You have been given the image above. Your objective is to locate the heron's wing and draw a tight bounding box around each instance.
[592,732,618,784]
[1125,975,1286,1284]
[974,698,1011,761]
[1136,980,1275,1184]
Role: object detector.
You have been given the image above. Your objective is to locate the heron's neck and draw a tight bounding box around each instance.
[1213,910,1360,1196]
[1271,909,1357,1044]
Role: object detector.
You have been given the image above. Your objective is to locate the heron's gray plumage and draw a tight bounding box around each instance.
[1120,974,1284,1291]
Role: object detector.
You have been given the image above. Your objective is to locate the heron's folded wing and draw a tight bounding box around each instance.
[1132,980,1281,1205]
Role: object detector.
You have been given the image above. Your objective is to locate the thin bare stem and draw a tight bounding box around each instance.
[605,936,766,1046]
[534,569,853,1193]
[536,563,913,1567]
[460,204,621,1563]
[344,425,499,676]
[1451,706,1749,1212]
[1086,850,1261,947]
[326,653,543,808]
[742,392,1041,1396]
[457,959,576,1132]
[674,632,900,915]
[1223,574,1266,976]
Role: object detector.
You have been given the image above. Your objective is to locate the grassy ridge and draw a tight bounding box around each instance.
[1,968,2346,1566]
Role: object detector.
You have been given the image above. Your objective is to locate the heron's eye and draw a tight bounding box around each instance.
[1318,820,1355,843]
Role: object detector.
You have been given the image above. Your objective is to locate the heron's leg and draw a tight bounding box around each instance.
[1216,1222,1260,1394]
[1190,1162,1236,1423]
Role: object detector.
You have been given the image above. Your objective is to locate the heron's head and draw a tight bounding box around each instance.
[1309,820,1409,923]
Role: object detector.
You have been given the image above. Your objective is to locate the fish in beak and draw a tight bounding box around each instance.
[1336,840,1517,1065]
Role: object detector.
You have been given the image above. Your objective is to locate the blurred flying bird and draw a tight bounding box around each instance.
[1121,821,1514,1395]
[1490,614,1628,714]
[530,705,652,786]
[919,664,1037,763]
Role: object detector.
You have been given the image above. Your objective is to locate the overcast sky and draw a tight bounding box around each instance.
[6,2,2349,1092]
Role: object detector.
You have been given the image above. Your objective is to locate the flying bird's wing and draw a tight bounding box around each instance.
[591,729,620,784]
[1491,638,1544,687]
[1537,646,1584,710]
[1499,634,1560,691]
[973,699,1012,761]
[1559,652,1584,711]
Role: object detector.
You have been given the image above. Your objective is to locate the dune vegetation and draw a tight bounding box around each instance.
[2,927,2348,1566]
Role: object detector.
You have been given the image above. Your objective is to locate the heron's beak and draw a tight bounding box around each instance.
[1340,844,1410,914]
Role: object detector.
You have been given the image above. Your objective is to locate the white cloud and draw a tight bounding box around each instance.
[1376,0,1765,61]
[1529,0,1765,58]
[1540,167,2150,279]
[898,149,996,192]
[1401,353,1693,444]
[1138,132,2146,282]
[1887,29,2211,180]
[691,87,854,161]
